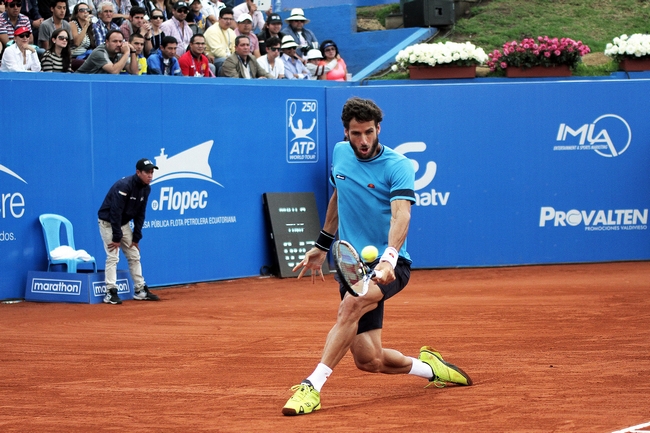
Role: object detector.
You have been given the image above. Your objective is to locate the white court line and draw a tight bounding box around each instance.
[611,421,650,433]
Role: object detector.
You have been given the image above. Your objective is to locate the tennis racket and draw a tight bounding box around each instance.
[332,240,383,297]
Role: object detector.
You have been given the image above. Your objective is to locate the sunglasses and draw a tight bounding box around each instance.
[8,2,22,7]
[268,47,280,52]
[15,32,31,38]
[56,35,69,41]
[177,9,188,13]
[151,15,163,19]
[78,7,90,12]
[324,47,336,52]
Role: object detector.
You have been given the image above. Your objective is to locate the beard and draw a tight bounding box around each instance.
[351,136,380,160]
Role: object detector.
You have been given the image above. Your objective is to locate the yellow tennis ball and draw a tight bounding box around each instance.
[361,245,379,263]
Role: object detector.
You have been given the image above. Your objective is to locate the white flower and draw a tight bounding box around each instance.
[605,33,650,59]
[393,41,488,69]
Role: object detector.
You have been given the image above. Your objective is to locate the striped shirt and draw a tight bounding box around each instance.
[40,50,72,72]
[0,12,32,41]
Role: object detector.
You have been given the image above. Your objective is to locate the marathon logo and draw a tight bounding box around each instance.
[92,279,131,297]
[31,278,82,295]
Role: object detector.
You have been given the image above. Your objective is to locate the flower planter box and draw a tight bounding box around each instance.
[408,65,477,80]
[619,57,650,72]
[505,64,572,78]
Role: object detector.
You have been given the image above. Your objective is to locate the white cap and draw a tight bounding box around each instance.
[237,13,253,23]
[306,49,323,60]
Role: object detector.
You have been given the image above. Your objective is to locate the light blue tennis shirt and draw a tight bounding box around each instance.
[330,141,416,262]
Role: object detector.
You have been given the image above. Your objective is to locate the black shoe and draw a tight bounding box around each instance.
[133,285,160,301]
[103,288,122,305]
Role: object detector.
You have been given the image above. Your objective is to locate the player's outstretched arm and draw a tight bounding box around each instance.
[293,247,328,282]
[293,190,339,283]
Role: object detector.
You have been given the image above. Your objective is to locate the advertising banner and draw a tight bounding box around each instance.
[326,81,650,267]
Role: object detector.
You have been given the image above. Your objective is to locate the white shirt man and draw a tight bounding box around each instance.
[256,36,284,78]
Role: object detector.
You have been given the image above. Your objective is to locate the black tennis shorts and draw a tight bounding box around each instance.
[337,258,411,334]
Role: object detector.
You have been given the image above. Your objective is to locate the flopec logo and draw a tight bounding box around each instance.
[554,114,631,157]
[286,99,318,163]
[393,142,449,207]
[539,206,648,231]
[149,142,223,216]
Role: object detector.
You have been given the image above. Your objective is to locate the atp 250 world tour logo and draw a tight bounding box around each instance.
[0,161,27,242]
[393,142,449,207]
[554,114,631,157]
[144,141,236,229]
[286,99,318,163]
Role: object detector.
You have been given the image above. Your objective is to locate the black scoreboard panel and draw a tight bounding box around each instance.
[262,192,330,278]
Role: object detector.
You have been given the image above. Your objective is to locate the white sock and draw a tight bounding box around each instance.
[408,357,433,379]
[306,363,332,392]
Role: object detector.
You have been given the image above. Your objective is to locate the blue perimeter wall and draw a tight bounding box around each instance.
[1,73,649,300]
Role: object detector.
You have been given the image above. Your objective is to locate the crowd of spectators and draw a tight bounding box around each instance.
[0,0,350,80]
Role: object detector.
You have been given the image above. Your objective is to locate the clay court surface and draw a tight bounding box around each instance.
[2,261,649,432]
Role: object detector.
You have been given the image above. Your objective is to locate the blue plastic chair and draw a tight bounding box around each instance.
[38,214,97,273]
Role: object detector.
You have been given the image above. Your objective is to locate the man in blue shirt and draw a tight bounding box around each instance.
[284,97,473,416]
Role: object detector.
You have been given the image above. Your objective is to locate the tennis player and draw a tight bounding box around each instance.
[284,97,472,416]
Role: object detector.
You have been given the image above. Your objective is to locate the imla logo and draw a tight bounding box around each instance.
[286,99,318,163]
[554,114,631,157]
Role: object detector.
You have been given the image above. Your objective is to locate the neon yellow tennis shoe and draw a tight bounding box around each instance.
[282,380,321,416]
[419,346,473,388]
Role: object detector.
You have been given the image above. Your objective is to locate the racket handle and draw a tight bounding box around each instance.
[373,270,383,279]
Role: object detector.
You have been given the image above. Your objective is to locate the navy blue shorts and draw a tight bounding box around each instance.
[337,258,411,334]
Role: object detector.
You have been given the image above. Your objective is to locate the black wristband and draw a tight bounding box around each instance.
[315,230,335,251]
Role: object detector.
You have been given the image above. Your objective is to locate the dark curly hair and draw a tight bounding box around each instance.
[341,97,383,129]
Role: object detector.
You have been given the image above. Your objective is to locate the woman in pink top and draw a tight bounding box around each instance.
[318,39,348,81]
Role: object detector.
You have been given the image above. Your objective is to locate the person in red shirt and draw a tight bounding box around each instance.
[179,32,213,77]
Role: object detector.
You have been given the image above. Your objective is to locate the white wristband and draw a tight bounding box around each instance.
[380,247,398,269]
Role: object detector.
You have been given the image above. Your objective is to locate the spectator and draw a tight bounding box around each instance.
[119,6,152,56]
[38,0,70,49]
[146,34,180,74]
[257,12,282,56]
[319,39,347,81]
[76,28,138,73]
[202,6,233,75]
[186,0,207,34]
[98,158,161,305]
[69,2,95,62]
[178,31,211,76]
[279,34,307,79]
[40,27,72,71]
[148,7,165,52]
[0,0,4,13]
[159,0,191,57]
[233,12,257,57]
[146,0,168,21]
[305,48,323,80]
[21,0,43,41]
[282,8,317,58]
[200,0,222,26]
[219,34,269,78]
[96,0,130,26]
[36,0,50,21]
[231,0,266,33]
[130,31,146,73]
[0,25,39,70]
[0,0,33,47]
[92,1,119,47]
[256,35,282,78]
